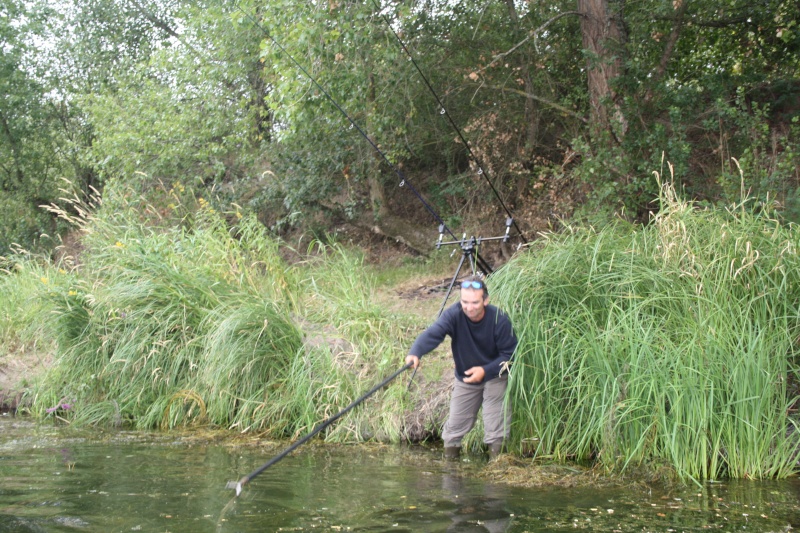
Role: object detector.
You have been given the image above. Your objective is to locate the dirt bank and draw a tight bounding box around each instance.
[0,343,51,411]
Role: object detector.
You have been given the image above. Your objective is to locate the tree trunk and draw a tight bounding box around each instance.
[503,0,539,155]
[366,69,389,221]
[577,0,627,141]
[0,111,25,191]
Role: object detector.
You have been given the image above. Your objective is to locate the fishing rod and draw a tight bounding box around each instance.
[226,361,413,496]
[368,0,528,245]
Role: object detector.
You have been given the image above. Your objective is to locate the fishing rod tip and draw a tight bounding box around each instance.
[226,480,244,496]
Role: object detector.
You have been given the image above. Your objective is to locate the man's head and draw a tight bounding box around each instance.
[460,275,489,322]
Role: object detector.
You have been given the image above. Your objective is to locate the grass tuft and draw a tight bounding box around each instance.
[491,178,800,480]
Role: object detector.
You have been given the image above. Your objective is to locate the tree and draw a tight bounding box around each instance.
[81,1,267,188]
[0,0,63,252]
[248,0,449,245]
[5,0,798,254]
[577,0,626,141]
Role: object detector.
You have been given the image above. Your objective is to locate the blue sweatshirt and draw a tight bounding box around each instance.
[409,302,517,382]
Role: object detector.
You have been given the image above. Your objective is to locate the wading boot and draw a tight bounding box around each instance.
[488,441,505,459]
[444,446,461,461]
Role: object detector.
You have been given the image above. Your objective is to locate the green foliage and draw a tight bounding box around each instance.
[551,0,800,222]
[6,0,800,252]
[0,195,55,255]
[492,179,800,480]
[708,90,800,217]
[245,0,431,223]
[0,0,66,253]
[11,185,420,442]
[81,2,265,189]
[29,182,302,430]
[51,0,178,91]
[0,253,58,351]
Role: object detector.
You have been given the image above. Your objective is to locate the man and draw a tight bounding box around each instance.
[405,275,518,459]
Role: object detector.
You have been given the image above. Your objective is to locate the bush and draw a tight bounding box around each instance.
[0,194,54,256]
[23,183,421,442]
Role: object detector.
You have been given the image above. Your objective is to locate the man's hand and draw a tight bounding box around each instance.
[463,366,485,384]
[405,355,420,369]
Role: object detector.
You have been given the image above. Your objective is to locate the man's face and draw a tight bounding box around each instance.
[460,287,488,322]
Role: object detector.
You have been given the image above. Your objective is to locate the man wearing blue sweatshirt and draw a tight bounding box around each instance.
[405,275,518,459]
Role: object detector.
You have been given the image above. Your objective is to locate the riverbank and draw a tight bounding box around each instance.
[4,180,800,482]
[0,265,457,429]
[0,343,50,411]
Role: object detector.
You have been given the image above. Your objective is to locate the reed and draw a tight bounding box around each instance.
[22,174,800,479]
[22,184,420,444]
[28,184,303,431]
[0,254,52,350]
[491,179,800,480]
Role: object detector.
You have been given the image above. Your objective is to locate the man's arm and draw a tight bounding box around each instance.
[406,306,457,367]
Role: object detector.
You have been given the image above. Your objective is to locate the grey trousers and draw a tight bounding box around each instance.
[442,375,510,447]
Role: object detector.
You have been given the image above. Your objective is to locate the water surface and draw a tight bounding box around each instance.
[2,415,800,532]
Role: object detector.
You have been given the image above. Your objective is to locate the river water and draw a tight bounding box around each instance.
[2,415,800,532]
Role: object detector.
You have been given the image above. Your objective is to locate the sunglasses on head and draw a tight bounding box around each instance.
[460,280,484,290]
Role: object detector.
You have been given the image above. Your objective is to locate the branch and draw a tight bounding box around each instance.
[653,13,750,28]
[126,0,205,60]
[485,85,588,123]
[653,0,690,84]
[125,0,179,38]
[0,110,24,188]
[473,11,582,77]
[0,157,14,183]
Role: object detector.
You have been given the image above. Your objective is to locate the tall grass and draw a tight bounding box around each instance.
[0,250,64,378]
[22,172,800,478]
[27,184,303,432]
[293,241,424,442]
[0,253,52,349]
[492,178,800,480]
[17,182,422,444]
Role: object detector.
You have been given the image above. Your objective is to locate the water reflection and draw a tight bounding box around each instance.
[439,467,513,532]
[4,416,800,532]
